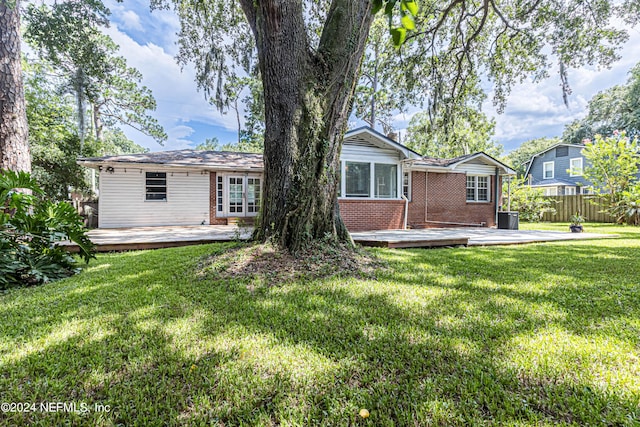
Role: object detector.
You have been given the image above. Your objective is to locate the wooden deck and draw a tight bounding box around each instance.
[353,237,468,248]
[62,225,615,252]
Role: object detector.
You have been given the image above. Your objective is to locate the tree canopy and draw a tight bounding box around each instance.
[24,0,166,144]
[405,103,501,158]
[503,137,560,177]
[24,58,147,200]
[563,62,640,144]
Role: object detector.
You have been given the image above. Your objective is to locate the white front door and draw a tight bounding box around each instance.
[226,175,261,217]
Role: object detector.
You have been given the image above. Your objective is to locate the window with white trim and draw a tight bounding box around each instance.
[247,177,261,213]
[569,158,583,176]
[543,161,554,179]
[402,171,411,200]
[543,187,558,196]
[466,175,490,202]
[565,187,576,195]
[374,164,398,198]
[217,175,223,214]
[345,162,371,197]
[342,161,400,199]
[145,172,167,201]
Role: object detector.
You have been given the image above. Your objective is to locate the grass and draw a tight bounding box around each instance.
[0,227,639,426]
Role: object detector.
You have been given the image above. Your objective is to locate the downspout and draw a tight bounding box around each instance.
[402,195,409,229]
[494,167,500,226]
[424,172,428,223]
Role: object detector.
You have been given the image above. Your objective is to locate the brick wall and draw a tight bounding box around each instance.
[209,172,228,225]
[408,171,426,224]
[407,172,499,228]
[338,199,405,231]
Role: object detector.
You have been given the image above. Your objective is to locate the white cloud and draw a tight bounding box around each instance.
[100,25,240,151]
[120,10,143,32]
[483,28,640,152]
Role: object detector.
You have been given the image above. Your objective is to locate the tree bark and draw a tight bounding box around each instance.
[0,0,31,172]
[239,0,374,253]
[93,103,103,143]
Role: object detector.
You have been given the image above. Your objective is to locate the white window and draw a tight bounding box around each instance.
[466,175,490,202]
[145,172,167,201]
[570,158,583,176]
[247,177,261,213]
[565,187,576,195]
[402,171,411,200]
[345,162,371,197]
[543,161,554,179]
[543,187,558,196]
[217,175,223,214]
[374,164,398,198]
[216,174,262,217]
[342,161,400,199]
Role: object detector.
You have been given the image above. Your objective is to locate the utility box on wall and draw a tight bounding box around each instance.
[498,211,519,230]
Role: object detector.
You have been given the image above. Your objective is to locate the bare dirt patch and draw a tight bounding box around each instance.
[197,242,384,286]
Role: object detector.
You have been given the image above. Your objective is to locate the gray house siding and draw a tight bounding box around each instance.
[526,145,590,195]
[526,144,640,195]
[529,146,588,185]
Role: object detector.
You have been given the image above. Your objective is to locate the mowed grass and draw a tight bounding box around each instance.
[1,226,639,426]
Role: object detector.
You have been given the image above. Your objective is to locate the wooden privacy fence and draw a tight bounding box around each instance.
[541,195,615,223]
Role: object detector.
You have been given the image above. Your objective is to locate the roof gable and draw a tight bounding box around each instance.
[411,152,515,174]
[344,127,422,159]
[524,143,585,177]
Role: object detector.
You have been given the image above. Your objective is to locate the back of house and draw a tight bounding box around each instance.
[78,127,515,232]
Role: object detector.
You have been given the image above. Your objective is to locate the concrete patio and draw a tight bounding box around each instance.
[63,225,615,252]
[350,228,614,248]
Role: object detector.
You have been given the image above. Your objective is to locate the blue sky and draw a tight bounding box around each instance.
[103,1,640,154]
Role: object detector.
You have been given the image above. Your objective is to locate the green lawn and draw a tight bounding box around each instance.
[1,226,639,426]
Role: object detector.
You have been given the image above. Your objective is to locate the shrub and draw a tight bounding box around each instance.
[0,170,95,288]
[582,132,640,222]
[611,183,640,225]
[503,177,556,222]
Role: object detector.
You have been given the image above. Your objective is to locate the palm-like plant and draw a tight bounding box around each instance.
[1,169,95,287]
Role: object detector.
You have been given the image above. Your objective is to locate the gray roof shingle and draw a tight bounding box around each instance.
[79,150,264,170]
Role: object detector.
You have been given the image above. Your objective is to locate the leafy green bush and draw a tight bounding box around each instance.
[0,170,95,288]
[582,132,640,222]
[502,177,557,222]
[611,183,640,225]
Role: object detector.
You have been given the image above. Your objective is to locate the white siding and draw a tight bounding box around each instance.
[455,163,497,175]
[98,168,210,228]
[341,140,401,163]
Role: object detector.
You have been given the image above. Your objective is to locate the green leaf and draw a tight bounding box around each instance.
[401,13,415,30]
[372,0,384,15]
[402,0,419,16]
[384,0,396,16]
[390,27,407,47]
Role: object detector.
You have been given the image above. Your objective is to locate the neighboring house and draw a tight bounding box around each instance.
[523,143,590,196]
[78,127,515,231]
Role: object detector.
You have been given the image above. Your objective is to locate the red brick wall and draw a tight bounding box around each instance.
[338,199,405,231]
[407,172,499,228]
[408,171,426,224]
[209,172,228,225]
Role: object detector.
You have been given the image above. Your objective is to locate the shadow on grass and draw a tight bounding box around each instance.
[0,241,639,425]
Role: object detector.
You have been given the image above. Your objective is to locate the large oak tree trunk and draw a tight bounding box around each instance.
[240,0,375,253]
[0,0,30,172]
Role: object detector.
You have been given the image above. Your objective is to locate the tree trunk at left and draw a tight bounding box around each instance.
[0,0,30,172]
